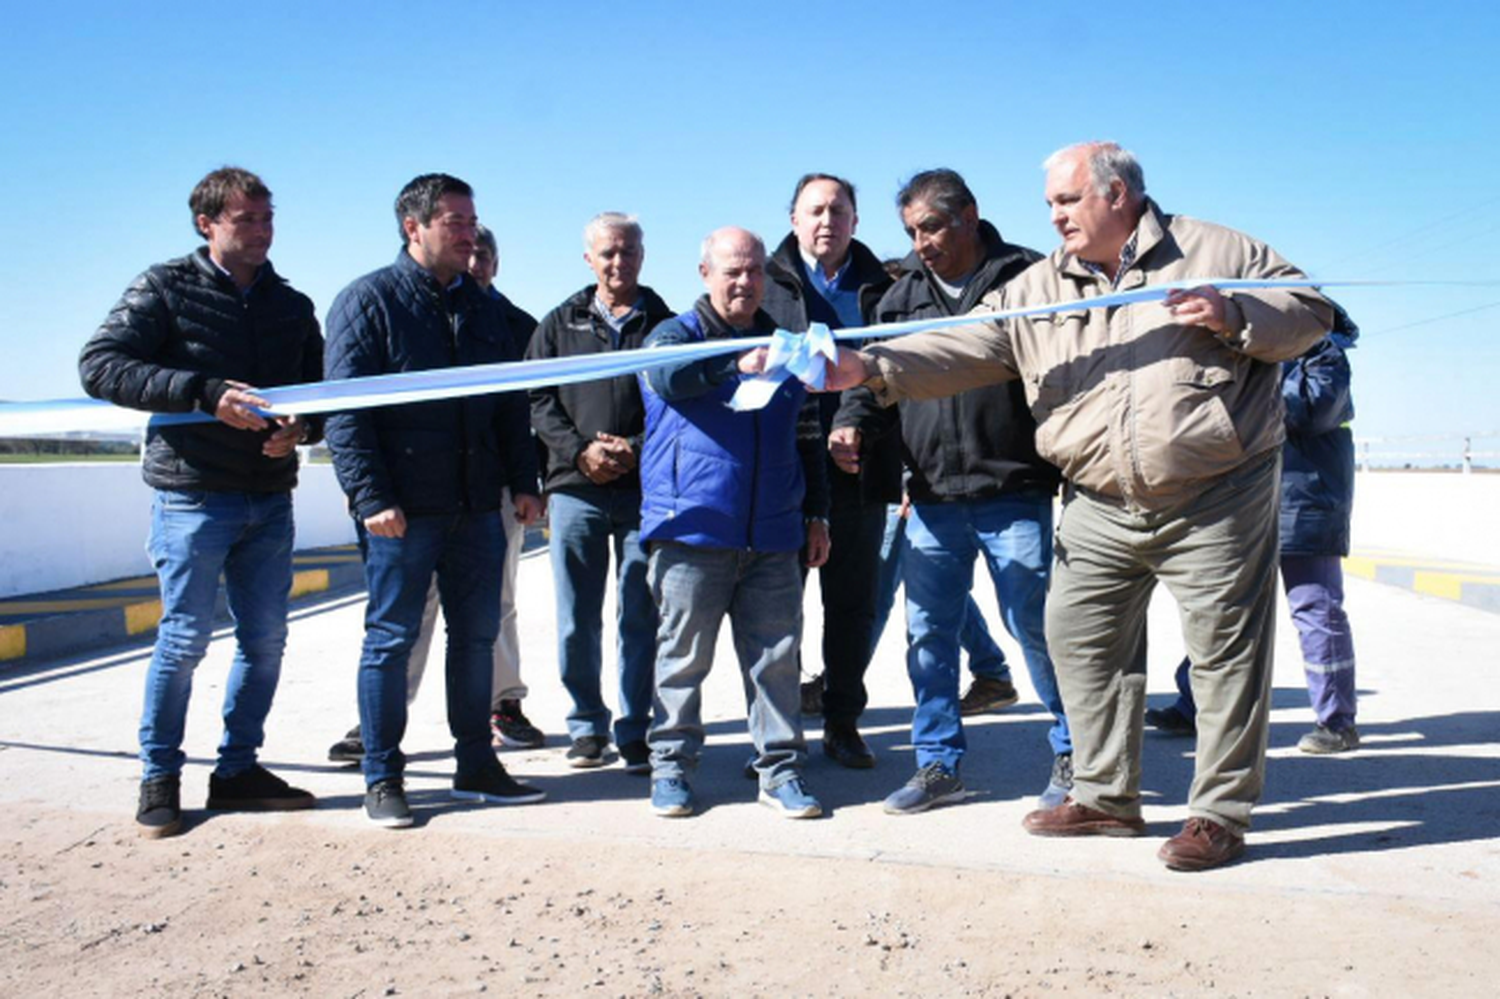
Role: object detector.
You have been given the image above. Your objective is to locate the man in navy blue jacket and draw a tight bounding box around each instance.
[638,227,829,820]
[324,174,545,829]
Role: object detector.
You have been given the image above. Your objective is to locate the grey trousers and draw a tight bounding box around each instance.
[1046,452,1281,835]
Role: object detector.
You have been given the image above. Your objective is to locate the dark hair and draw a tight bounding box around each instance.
[394,173,473,244]
[789,173,858,214]
[188,166,271,238]
[474,223,498,257]
[896,168,975,219]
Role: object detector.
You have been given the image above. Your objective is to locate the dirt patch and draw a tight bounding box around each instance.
[0,803,1488,997]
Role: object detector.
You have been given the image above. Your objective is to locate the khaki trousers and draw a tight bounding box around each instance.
[1046,452,1280,835]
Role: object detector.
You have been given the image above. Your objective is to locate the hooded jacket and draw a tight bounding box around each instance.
[1280,306,1358,556]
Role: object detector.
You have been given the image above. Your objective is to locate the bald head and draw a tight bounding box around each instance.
[699,227,767,327]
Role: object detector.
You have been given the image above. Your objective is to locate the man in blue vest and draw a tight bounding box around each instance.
[638,227,830,820]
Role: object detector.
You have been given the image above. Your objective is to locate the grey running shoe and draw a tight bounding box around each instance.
[452,764,546,805]
[959,676,1019,716]
[136,775,182,839]
[1038,752,1073,810]
[1298,723,1360,754]
[567,734,611,769]
[882,762,965,815]
[364,779,413,829]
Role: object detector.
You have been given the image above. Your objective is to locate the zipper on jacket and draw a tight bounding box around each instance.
[442,290,473,513]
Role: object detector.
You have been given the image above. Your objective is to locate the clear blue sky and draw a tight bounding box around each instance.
[2,1,1497,449]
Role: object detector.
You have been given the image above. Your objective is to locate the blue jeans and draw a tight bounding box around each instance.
[871,503,1011,683]
[647,543,806,788]
[139,489,294,781]
[549,486,658,746]
[903,494,1069,769]
[357,512,505,786]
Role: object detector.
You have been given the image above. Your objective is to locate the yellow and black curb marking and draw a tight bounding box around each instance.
[0,545,364,666]
[1345,549,1500,615]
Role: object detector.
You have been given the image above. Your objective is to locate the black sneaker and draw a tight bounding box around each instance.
[959,676,1019,716]
[364,778,413,829]
[566,735,611,769]
[1144,705,1197,737]
[452,764,546,805]
[882,762,966,815]
[619,740,652,775]
[800,673,824,716]
[491,700,545,750]
[206,765,316,812]
[328,725,363,764]
[823,721,876,769]
[1298,723,1360,754]
[136,775,182,839]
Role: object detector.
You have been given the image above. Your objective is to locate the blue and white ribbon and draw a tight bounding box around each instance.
[0,277,1485,435]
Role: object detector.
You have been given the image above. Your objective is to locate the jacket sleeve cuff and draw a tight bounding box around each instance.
[199,377,228,414]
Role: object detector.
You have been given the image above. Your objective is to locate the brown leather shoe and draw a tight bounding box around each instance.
[1158,817,1246,871]
[1022,797,1145,837]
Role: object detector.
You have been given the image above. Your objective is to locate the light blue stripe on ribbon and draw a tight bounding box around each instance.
[2,276,1487,434]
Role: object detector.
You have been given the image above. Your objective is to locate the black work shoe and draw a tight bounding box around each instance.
[800,674,824,716]
[566,735,611,769]
[959,676,1020,716]
[136,775,182,839]
[452,764,546,805]
[619,740,652,775]
[364,779,413,829]
[823,721,876,769]
[1144,705,1197,736]
[491,700,545,750]
[328,725,363,764]
[1298,723,1360,754]
[206,764,316,812]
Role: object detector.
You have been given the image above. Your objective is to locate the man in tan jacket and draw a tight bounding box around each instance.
[826,141,1333,871]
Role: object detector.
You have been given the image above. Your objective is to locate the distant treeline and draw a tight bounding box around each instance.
[0,438,138,456]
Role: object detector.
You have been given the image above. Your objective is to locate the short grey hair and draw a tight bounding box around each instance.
[1043,142,1146,201]
[583,211,643,251]
[699,227,766,270]
[895,168,976,220]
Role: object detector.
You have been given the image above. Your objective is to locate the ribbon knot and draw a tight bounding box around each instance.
[728,323,839,411]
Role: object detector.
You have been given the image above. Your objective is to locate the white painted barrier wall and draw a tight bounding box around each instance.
[0,462,356,598]
[0,467,1493,599]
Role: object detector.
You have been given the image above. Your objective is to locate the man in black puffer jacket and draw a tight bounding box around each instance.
[78,166,323,840]
[324,174,544,829]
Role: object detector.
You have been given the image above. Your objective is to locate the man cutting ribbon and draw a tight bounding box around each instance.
[824,142,1335,871]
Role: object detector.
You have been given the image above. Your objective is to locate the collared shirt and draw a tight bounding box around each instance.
[207,255,264,298]
[798,248,863,328]
[1079,231,1139,289]
[592,294,641,346]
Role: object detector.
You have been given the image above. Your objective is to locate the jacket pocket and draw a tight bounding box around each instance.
[1139,357,1245,491]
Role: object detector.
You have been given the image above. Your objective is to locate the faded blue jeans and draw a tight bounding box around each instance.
[356,511,505,786]
[903,493,1069,770]
[871,502,1012,684]
[549,486,658,747]
[646,542,807,788]
[139,489,294,781]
